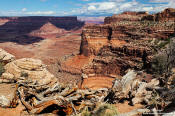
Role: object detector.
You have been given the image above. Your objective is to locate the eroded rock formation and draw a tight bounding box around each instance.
[79,9,175,77]
[30,22,66,36]
[3,58,56,86]
[142,8,175,21]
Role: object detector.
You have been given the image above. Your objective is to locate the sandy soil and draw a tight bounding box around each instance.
[0,103,25,116]
[115,101,143,114]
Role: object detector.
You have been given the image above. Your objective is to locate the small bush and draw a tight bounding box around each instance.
[20,71,28,77]
[78,103,118,116]
[94,104,118,116]
[79,107,91,116]
[0,62,5,76]
[151,54,168,75]
[151,38,175,75]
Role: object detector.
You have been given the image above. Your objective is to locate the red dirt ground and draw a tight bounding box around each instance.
[80,76,115,90]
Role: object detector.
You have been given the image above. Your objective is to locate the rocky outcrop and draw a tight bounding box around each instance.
[30,22,66,36]
[142,8,175,21]
[0,48,15,64]
[3,58,56,85]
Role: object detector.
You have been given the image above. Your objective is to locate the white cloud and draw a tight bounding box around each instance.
[0,10,56,16]
[109,0,126,2]
[149,0,170,3]
[142,7,154,11]
[1,0,175,16]
[25,11,55,15]
[22,8,27,12]
[40,0,47,2]
[88,2,116,11]
[72,0,175,15]
[88,5,96,11]
[82,0,91,1]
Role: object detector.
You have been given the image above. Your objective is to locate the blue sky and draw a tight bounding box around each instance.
[0,0,174,16]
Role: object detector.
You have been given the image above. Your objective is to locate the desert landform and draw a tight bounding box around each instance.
[0,8,175,116]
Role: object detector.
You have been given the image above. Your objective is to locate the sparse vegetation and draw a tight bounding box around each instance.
[20,71,28,77]
[0,62,5,76]
[151,54,168,75]
[77,104,118,116]
[151,38,175,75]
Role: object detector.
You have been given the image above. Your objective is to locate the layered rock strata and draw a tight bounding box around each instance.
[79,9,175,76]
[3,58,56,85]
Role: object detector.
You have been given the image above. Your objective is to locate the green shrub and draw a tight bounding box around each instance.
[151,54,168,75]
[151,38,175,75]
[0,62,5,76]
[20,71,28,77]
[79,107,91,116]
[78,103,118,116]
[94,103,118,116]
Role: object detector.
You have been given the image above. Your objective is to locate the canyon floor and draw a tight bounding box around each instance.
[0,30,81,65]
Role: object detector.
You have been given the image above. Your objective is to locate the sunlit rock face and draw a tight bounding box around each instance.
[4,58,56,86]
[0,48,15,64]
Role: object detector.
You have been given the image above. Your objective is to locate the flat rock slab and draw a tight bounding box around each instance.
[80,76,115,90]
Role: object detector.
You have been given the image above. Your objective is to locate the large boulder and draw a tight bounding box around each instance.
[0,48,15,64]
[4,58,56,85]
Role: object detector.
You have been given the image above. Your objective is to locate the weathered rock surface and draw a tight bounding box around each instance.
[0,48,15,64]
[4,58,56,85]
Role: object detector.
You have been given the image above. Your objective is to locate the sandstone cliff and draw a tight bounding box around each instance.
[79,9,175,76]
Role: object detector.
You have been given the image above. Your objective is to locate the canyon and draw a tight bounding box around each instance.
[0,8,175,116]
[61,8,175,86]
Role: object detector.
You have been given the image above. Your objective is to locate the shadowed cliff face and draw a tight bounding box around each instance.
[0,16,84,45]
